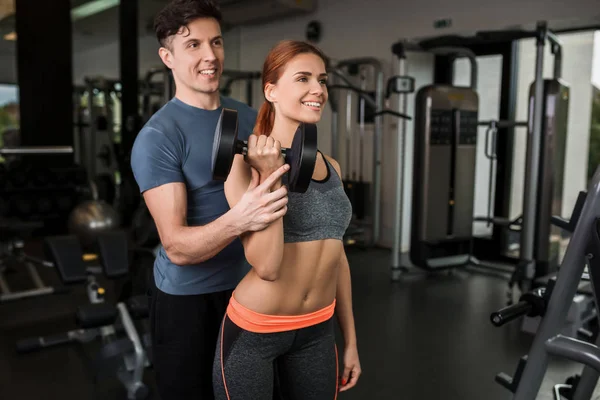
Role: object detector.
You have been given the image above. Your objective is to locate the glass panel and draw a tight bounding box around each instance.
[454,55,503,238]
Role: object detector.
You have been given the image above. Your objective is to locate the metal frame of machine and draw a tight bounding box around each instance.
[389,22,569,294]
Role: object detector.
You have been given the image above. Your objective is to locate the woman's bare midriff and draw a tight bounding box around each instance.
[232,238,343,316]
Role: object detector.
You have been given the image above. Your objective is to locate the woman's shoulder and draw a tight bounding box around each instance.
[319,152,342,177]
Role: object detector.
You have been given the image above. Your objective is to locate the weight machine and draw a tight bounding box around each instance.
[489,164,600,400]
[74,77,123,207]
[0,145,82,304]
[16,231,152,400]
[327,59,411,247]
[389,23,569,297]
[74,69,175,221]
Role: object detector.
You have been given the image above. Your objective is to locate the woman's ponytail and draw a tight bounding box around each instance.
[254,101,275,136]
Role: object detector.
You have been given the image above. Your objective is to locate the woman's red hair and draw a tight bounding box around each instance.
[254,40,328,136]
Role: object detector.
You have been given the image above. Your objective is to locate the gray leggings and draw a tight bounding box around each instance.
[213,314,338,400]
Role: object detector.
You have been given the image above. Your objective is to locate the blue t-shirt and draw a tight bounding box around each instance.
[130,96,257,295]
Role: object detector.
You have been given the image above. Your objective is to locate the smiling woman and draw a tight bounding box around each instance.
[213,39,361,400]
[253,40,329,138]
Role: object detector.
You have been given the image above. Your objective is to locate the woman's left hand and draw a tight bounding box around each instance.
[339,345,361,392]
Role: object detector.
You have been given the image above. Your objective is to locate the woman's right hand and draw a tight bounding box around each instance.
[245,134,285,181]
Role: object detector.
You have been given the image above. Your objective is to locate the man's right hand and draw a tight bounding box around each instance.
[232,163,290,233]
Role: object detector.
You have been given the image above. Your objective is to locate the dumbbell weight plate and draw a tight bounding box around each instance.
[211,108,239,181]
[285,123,318,193]
[211,107,318,193]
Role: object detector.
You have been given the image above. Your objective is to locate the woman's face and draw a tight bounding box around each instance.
[266,53,328,125]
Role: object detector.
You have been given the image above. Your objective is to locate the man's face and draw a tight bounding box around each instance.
[159,17,224,96]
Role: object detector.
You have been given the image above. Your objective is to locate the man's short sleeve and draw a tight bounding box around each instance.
[130,126,185,193]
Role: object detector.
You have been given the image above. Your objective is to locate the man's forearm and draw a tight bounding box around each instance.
[336,255,357,346]
[164,210,242,265]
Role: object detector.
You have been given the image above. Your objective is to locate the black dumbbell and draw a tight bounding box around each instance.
[211,108,318,193]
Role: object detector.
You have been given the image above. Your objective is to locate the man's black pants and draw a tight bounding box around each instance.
[148,278,232,400]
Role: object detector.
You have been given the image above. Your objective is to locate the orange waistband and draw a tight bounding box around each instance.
[226,295,336,334]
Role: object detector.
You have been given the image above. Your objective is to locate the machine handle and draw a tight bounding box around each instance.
[16,332,72,353]
[490,301,532,327]
[484,121,498,226]
[16,338,45,353]
[551,191,587,233]
[372,109,412,120]
[484,122,498,160]
[0,146,73,155]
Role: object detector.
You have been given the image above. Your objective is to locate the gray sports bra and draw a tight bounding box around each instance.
[283,151,353,243]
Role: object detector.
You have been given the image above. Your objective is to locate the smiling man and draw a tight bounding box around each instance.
[129,1,290,399]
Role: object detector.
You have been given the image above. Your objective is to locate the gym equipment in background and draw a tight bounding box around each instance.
[390,22,568,294]
[141,66,174,123]
[489,164,600,400]
[474,119,528,232]
[211,108,318,193]
[16,231,152,400]
[388,42,418,277]
[0,219,68,304]
[327,60,412,247]
[328,58,384,246]
[220,69,262,107]
[409,46,480,271]
[0,145,85,303]
[76,77,121,183]
[68,199,121,252]
[521,56,569,285]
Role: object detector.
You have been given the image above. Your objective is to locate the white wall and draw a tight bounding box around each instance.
[237,0,600,249]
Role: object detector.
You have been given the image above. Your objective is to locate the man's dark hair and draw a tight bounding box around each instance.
[154,0,222,49]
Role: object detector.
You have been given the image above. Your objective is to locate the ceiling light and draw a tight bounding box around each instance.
[71,0,119,21]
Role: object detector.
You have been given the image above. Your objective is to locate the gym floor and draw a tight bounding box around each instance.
[0,245,595,400]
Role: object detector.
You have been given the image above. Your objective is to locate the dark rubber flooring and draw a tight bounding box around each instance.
[0,245,594,399]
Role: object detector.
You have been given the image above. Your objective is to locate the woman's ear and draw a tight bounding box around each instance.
[264,83,277,103]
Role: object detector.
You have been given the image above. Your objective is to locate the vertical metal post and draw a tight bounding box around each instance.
[86,80,97,178]
[519,22,547,283]
[119,0,140,162]
[373,69,384,244]
[391,48,408,272]
[330,74,339,160]
[346,90,353,178]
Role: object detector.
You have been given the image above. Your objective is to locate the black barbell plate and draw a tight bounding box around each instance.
[212,108,239,181]
[288,123,318,193]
